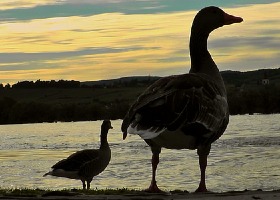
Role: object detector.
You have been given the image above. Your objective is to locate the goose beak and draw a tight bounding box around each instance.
[223,12,243,25]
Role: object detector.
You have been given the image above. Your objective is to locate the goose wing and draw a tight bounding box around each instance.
[122,73,229,143]
[52,149,99,171]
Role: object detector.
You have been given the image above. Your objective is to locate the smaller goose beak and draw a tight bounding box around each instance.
[224,12,243,25]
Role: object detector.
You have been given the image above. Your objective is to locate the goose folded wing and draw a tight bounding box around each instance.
[52,149,99,171]
[122,74,228,141]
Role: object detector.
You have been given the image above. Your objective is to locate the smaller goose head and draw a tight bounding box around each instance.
[101,120,113,132]
[192,6,243,34]
[100,120,113,147]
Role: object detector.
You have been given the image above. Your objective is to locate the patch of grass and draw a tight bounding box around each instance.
[170,189,190,194]
[0,188,46,197]
[73,188,139,195]
[0,188,140,197]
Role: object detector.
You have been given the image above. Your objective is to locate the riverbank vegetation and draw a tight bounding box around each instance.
[0,69,279,125]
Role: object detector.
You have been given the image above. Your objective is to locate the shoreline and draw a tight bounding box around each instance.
[1,189,279,200]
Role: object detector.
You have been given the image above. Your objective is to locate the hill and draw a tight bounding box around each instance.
[221,68,280,86]
[80,68,280,88]
[82,76,160,87]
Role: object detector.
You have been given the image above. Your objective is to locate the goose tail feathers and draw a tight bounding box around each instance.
[43,171,51,177]
[127,124,166,139]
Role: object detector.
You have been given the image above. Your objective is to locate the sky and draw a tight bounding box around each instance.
[0,0,279,84]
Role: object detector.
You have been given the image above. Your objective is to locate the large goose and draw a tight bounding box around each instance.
[44,120,113,190]
[122,6,243,192]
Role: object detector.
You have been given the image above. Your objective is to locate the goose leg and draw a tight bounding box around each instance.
[195,145,211,193]
[146,150,163,192]
[146,153,161,192]
[86,181,91,190]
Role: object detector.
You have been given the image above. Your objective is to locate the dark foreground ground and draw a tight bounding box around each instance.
[0,190,279,200]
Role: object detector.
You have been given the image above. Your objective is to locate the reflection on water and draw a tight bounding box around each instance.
[0,115,279,192]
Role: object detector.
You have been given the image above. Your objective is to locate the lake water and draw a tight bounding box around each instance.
[0,114,279,192]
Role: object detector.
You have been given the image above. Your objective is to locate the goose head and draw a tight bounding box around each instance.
[191,6,243,35]
[101,120,113,133]
[189,6,243,79]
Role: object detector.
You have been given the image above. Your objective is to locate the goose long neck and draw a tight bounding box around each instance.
[100,129,109,149]
[189,29,226,94]
[189,31,215,74]
[190,31,208,59]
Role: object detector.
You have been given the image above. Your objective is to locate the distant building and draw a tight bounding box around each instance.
[261,72,269,85]
[261,79,269,85]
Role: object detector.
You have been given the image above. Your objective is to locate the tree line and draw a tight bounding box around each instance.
[0,97,129,124]
[1,80,80,89]
[227,85,280,115]
[0,77,159,89]
[0,84,279,125]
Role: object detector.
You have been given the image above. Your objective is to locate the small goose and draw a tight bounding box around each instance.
[44,120,113,190]
[122,7,243,192]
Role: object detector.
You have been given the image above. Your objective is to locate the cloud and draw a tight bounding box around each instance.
[0,0,58,10]
[0,47,144,64]
[209,36,280,50]
[0,1,164,21]
[2,0,279,22]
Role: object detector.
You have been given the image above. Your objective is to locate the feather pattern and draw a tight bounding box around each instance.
[122,73,229,148]
[51,149,100,171]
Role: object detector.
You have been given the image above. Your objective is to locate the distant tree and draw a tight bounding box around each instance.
[12,81,34,88]
[4,83,11,89]
[11,79,81,89]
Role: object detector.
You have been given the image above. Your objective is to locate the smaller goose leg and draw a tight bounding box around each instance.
[195,145,211,193]
[82,180,86,190]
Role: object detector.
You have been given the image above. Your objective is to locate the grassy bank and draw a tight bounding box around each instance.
[0,188,141,197]
[1,188,279,200]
